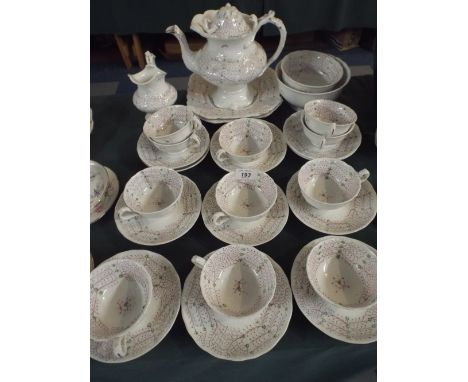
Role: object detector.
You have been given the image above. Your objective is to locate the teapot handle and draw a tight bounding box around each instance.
[256,11,287,75]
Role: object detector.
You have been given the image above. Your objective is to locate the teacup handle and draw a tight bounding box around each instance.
[256,11,287,75]
[118,206,140,221]
[215,149,230,163]
[112,335,128,358]
[189,134,201,148]
[191,255,207,269]
[212,211,230,226]
[358,169,370,183]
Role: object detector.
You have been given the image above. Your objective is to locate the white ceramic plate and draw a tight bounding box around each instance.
[182,253,292,361]
[291,237,376,344]
[91,167,119,224]
[187,68,282,123]
[114,176,201,245]
[91,250,181,363]
[210,121,287,173]
[286,172,377,235]
[283,111,361,160]
[202,183,289,246]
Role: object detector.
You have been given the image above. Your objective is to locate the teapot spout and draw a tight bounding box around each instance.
[165,25,198,73]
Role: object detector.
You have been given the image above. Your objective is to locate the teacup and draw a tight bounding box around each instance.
[118,166,183,221]
[191,245,276,319]
[306,237,377,312]
[151,130,201,154]
[212,169,277,227]
[304,100,357,136]
[90,259,153,357]
[298,159,370,210]
[90,161,109,211]
[215,118,273,165]
[301,112,355,148]
[143,105,196,144]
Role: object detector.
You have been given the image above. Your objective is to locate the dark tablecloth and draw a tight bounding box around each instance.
[90,75,377,382]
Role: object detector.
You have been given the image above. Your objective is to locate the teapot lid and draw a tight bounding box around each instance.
[191,3,256,39]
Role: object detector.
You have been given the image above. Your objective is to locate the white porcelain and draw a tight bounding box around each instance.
[306,237,377,311]
[137,120,210,171]
[276,56,351,110]
[182,252,292,361]
[291,237,376,344]
[298,159,370,210]
[187,68,282,123]
[90,161,109,211]
[151,131,201,154]
[144,105,197,145]
[90,259,153,357]
[128,51,177,114]
[91,166,119,223]
[91,250,181,363]
[286,172,377,235]
[304,99,357,136]
[202,181,288,246]
[114,175,201,245]
[281,51,343,93]
[283,111,362,160]
[210,120,286,172]
[191,245,276,321]
[213,169,277,228]
[167,3,286,110]
[216,118,273,165]
[118,167,183,222]
[301,111,355,147]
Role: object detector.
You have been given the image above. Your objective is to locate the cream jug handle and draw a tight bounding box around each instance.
[256,11,287,75]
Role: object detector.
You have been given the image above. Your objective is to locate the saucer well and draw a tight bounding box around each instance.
[291,237,376,344]
[91,250,181,363]
[114,176,201,245]
[91,167,119,224]
[283,111,362,160]
[202,183,289,246]
[137,120,210,171]
[187,68,282,123]
[287,172,376,235]
[182,253,292,361]
[210,121,287,173]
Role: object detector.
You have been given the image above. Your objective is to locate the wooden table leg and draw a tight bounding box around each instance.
[132,34,145,69]
[114,34,132,70]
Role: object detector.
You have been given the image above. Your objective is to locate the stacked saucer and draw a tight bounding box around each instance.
[210,118,287,172]
[287,159,376,234]
[114,166,201,245]
[90,160,119,223]
[202,169,289,246]
[182,245,292,361]
[137,105,209,171]
[284,100,362,160]
[291,236,377,344]
[90,250,181,363]
[276,51,351,110]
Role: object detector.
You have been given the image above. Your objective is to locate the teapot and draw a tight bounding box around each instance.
[166,3,286,110]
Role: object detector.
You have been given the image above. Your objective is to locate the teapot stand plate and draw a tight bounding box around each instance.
[182,253,292,361]
[291,237,377,344]
[187,68,282,123]
[90,167,119,224]
[210,121,287,173]
[91,250,181,363]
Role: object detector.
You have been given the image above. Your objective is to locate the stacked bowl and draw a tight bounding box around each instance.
[276,50,351,110]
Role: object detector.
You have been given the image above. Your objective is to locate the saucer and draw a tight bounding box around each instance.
[91,167,119,224]
[114,176,201,245]
[187,68,282,123]
[283,111,362,160]
[182,253,292,361]
[291,237,376,344]
[287,172,376,235]
[202,183,289,246]
[137,120,210,171]
[210,121,287,172]
[91,250,181,363]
